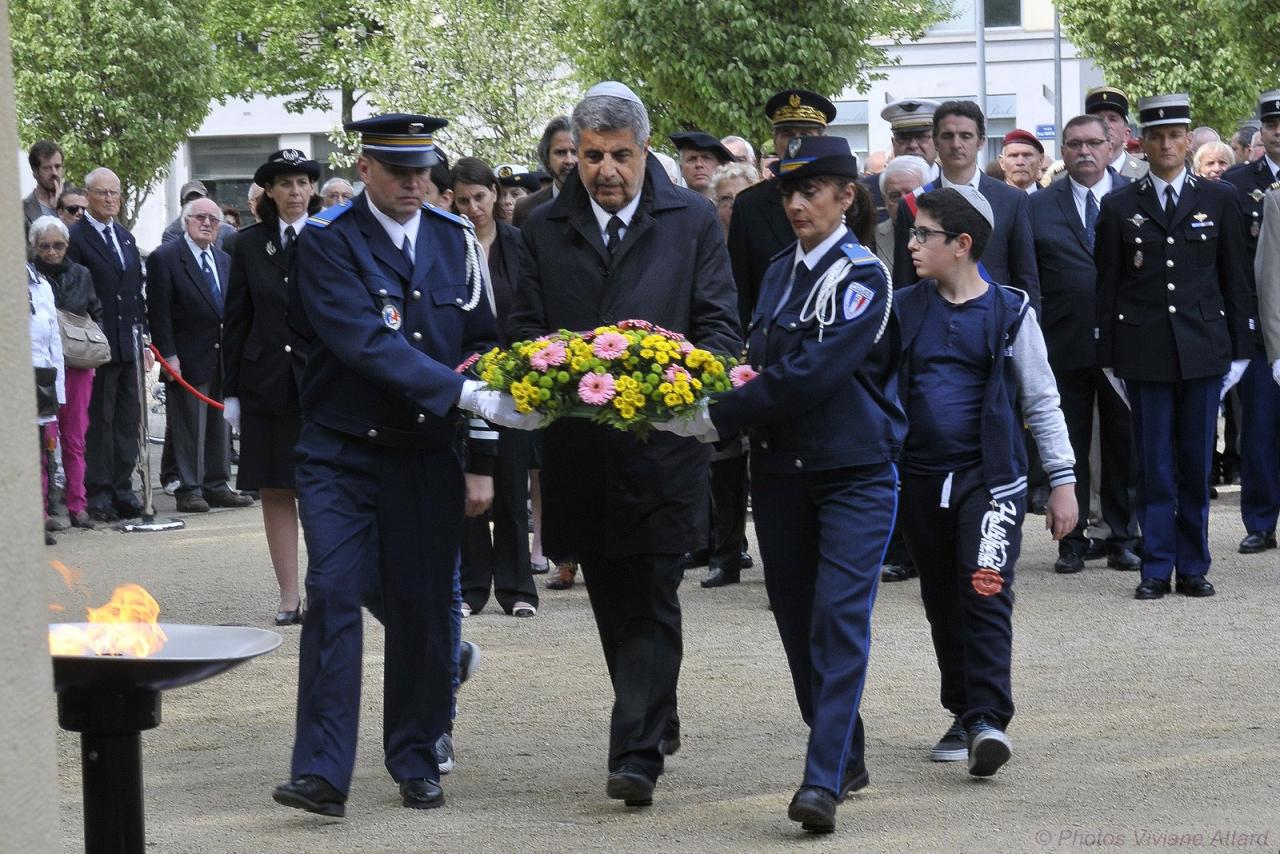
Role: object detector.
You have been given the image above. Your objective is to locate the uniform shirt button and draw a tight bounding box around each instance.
[213,342,220,349]
[412,290,422,300]
[793,458,803,469]
[1168,283,1175,291]
[283,276,288,284]
[1166,260,1174,268]
[284,344,292,353]
[412,331,423,341]
[455,297,464,305]
[1168,305,1177,313]
[1220,309,1226,316]
[378,288,388,296]
[367,428,378,438]
[116,294,122,300]
[417,413,426,423]
[1135,237,1143,244]
[1201,234,1207,241]
[1166,236,1175,244]
[788,322,797,329]
[1118,313,1125,320]
[760,440,769,449]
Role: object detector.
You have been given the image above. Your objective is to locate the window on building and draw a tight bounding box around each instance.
[189,136,279,223]
[827,100,870,166]
[931,0,1022,31]
[310,133,358,186]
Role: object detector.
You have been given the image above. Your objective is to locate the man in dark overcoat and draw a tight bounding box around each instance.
[509,81,741,806]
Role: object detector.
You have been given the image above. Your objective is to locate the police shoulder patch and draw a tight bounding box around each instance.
[842,280,875,320]
[424,203,473,229]
[839,241,878,266]
[307,201,352,228]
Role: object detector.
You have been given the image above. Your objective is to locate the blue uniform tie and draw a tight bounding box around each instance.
[401,235,414,269]
[201,250,223,313]
[101,223,124,270]
[1084,190,1098,252]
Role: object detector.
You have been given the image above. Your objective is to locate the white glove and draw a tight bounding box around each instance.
[651,401,720,443]
[472,389,543,430]
[456,379,488,414]
[1271,359,1280,388]
[222,397,241,432]
[1221,359,1249,400]
[1101,368,1129,409]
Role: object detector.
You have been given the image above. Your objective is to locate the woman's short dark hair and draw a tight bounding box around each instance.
[450,157,497,191]
[776,174,876,249]
[221,205,241,227]
[916,187,992,261]
[255,189,322,230]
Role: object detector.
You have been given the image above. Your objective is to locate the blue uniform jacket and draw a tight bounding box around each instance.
[291,193,499,462]
[710,235,906,474]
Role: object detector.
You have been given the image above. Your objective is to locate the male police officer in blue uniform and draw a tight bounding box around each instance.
[272,114,499,816]
[1220,89,1280,555]
[1095,95,1256,600]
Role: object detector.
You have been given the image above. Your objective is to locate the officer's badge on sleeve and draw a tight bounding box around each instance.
[382,304,402,330]
[843,282,875,320]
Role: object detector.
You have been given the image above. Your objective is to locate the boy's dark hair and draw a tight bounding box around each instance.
[28,140,62,172]
[429,148,452,195]
[776,174,876,248]
[933,100,986,139]
[450,156,497,191]
[916,187,992,262]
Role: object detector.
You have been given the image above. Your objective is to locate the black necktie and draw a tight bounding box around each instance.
[283,225,296,249]
[605,215,624,256]
[1084,191,1099,252]
[101,224,124,270]
[401,235,414,269]
[1163,185,1176,222]
[201,251,223,313]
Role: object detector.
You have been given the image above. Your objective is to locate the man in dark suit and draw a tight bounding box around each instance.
[727,89,836,327]
[1095,94,1256,600]
[159,180,237,249]
[509,82,740,806]
[1220,89,1280,555]
[1030,113,1140,574]
[146,196,253,513]
[67,167,149,521]
[512,116,578,226]
[892,100,1040,309]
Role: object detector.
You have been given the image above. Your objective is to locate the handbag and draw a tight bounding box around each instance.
[35,366,58,419]
[58,309,111,369]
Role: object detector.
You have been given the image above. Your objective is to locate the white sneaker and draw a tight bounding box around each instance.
[162,480,180,496]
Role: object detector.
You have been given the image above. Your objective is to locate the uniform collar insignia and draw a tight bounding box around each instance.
[1139,178,1151,191]
[265,241,277,256]
[1129,213,1147,228]
[1251,189,1265,202]
[1187,175,1198,187]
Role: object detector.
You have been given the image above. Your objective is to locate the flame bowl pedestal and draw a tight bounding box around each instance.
[52,624,282,854]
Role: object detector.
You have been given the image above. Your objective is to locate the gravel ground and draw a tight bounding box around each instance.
[46,472,1280,854]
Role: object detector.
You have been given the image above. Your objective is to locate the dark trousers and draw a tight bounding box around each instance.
[1055,365,1138,553]
[84,361,141,510]
[579,553,684,781]
[709,450,748,570]
[292,422,461,793]
[751,462,896,795]
[165,378,231,498]
[900,465,1021,730]
[1239,354,1280,534]
[461,429,538,612]
[1128,378,1217,581]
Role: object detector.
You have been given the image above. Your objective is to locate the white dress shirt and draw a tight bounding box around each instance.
[940,166,982,192]
[366,197,422,263]
[183,233,221,292]
[83,210,126,268]
[1149,168,1188,207]
[589,191,642,245]
[1069,171,1114,226]
[279,213,309,246]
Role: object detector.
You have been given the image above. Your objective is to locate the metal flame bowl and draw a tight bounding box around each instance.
[50,623,282,693]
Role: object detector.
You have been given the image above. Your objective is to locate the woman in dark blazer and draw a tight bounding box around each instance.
[221,149,320,625]
[451,157,539,617]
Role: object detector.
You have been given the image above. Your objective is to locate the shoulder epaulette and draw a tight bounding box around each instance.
[424,203,473,229]
[840,241,879,265]
[307,202,352,228]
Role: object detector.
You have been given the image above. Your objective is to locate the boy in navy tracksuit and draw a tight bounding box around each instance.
[895,187,1078,777]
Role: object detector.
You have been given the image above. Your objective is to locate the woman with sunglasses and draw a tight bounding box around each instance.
[655,136,904,834]
[29,215,101,532]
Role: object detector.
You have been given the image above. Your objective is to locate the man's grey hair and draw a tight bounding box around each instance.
[1193,139,1236,172]
[721,135,756,165]
[28,214,69,246]
[710,162,760,194]
[84,166,118,189]
[571,95,650,147]
[320,177,353,196]
[880,155,931,196]
[181,197,220,220]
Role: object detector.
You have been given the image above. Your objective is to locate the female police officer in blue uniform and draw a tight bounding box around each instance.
[657,136,905,834]
[271,114,499,817]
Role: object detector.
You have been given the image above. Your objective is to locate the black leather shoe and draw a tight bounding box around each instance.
[1174,575,1215,597]
[114,501,144,519]
[1053,552,1084,574]
[205,489,255,508]
[1134,578,1171,600]
[679,549,710,570]
[838,760,869,802]
[787,786,836,833]
[659,735,681,756]
[88,506,119,523]
[273,775,346,817]
[880,563,918,582]
[399,777,444,809]
[740,551,754,569]
[1106,548,1142,571]
[1083,537,1108,561]
[701,566,740,588]
[176,495,210,513]
[606,765,655,806]
[1238,531,1277,554]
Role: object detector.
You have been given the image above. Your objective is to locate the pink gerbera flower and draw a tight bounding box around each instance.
[664,365,691,384]
[578,372,617,405]
[678,340,695,355]
[729,364,760,388]
[529,341,567,372]
[592,332,629,360]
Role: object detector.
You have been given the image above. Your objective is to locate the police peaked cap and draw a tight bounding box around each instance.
[345,113,449,168]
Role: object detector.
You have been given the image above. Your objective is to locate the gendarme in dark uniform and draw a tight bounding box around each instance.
[272,114,498,816]
[1094,94,1256,600]
[1220,89,1280,553]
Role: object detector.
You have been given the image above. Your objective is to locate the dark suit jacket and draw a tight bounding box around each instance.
[1095,171,1255,381]
[510,154,741,560]
[893,173,1041,310]
[67,217,146,363]
[1030,170,1130,371]
[145,237,229,386]
[222,221,309,414]
[512,184,553,227]
[1222,157,1279,259]
[726,176,789,329]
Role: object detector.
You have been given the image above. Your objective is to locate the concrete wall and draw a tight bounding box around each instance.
[0,2,62,850]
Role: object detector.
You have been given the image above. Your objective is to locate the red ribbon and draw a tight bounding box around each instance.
[148,344,225,410]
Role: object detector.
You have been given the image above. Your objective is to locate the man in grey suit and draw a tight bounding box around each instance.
[1257,189,1280,382]
[22,140,63,233]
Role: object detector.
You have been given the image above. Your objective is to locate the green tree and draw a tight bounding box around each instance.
[365,0,577,166]
[559,0,946,145]
[1058,0,1278,131]
[10,0,216,226]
